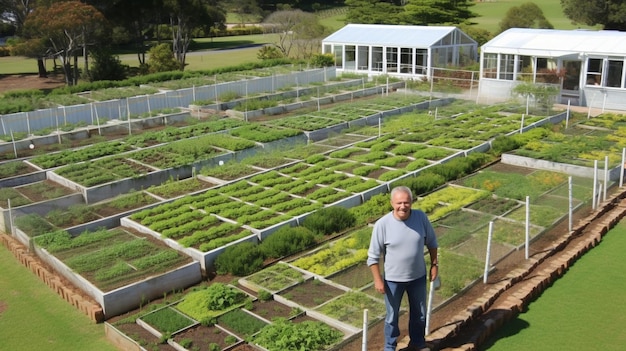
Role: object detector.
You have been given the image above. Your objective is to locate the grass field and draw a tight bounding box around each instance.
[483,220,626,350]
[0,243,118,351]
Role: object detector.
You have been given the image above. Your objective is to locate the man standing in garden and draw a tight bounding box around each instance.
[368,186,439,351]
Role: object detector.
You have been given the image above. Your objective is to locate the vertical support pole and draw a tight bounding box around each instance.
[10,130,17,159]
[604,155,608,201]
[525,195,530,259]
[619,147,626,188]
[520,114,525,133]
[592,160,598,210]
[566,99,571,128]
[483,221,493,284]
[362,309,368,351]
[568,176,573,232]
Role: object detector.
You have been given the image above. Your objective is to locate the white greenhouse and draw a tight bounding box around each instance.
[478,28,626,110]
[322,24,478,79]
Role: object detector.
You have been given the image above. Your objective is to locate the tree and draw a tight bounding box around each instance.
[499,2,553,33]
[264,9,327,58]
[401,0,477,25]
[163,0,225,70]
[98,0,164,67]
[345,0,476,25]
[561,0,626,31]
[146,43,179,73]
[22,1,106,85]
[0,0,37,34]
[345,0,404,24]
[89,48,127,81]
[228,0,262,26]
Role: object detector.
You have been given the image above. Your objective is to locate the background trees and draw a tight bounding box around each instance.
[263,9,328,59]
[22,0,106,85]
[561,0,626,31]
[499,2,553,33]
[345,0,476,25]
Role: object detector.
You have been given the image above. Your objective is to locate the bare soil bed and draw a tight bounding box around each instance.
[0,74,65,94]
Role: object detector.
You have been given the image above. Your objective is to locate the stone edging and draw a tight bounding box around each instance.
[426,188,626,350]
[0,234,104,323]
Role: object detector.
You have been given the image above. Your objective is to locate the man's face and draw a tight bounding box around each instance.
[391,191,412,220]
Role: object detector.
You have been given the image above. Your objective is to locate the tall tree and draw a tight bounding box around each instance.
[401,0,476,25]
[0,0,36,34]
[22,1,106,85]
[264,9,327,58]
[97,0,163,66]
[345,0,404,24]
[228,0,262,26]
[561,0,626,30]
[499,2,553,33]
[163,0,225,70]
[346,0,476,25]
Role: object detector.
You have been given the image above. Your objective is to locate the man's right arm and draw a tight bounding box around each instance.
[370,263,385,294]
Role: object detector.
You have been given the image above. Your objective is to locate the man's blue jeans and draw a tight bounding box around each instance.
[383,276,427,351]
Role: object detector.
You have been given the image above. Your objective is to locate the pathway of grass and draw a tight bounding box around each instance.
[483,220,626,350]
[0,242,118,351]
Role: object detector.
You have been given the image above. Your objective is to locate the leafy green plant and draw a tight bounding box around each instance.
[259,226,316,259]
[213,242,264,276]
[217,308,267,337]
[302,206,356,236]
[252,318,342,351]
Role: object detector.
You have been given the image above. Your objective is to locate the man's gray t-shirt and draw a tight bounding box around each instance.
[367,209,438,282]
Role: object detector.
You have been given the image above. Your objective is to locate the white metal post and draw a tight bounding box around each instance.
[483,221,493,284]
[592,160,598,210]
[604,155,608,201]
[619,147,626,188]
[362,309,368,351]
[525,196,530,259]
[10,130,17,159]
[568,177,573,232]
[426,279,435,336]
[566,100,570,128]
[520,114,525,134]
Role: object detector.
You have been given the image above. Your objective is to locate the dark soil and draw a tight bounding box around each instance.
[277,278,346,309]
[172,324,239,351]
[249,298,297,321]
[113,322,177,351]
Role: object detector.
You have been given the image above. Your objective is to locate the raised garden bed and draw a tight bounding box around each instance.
[278,278,346,309]
[172,324,239,351]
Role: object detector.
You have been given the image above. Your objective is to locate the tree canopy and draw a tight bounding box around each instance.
[22,0,106,84]
[499,2,553,33]
[561,0,626,30]
[345,0,477,25]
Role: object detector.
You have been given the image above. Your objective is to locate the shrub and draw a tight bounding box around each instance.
[309,53,334,67]
[147,43,180,73]
[302,206,356,236]
[257,45,284,60]
[259,226,316,258]
[392,173,446,197]
[258,289,272,302]
[490,135,523,155]
[213,242,264,276]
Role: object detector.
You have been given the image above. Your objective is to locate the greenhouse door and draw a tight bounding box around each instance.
[561,60,582,105]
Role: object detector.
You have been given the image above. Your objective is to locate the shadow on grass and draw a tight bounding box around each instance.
[479,316,531,350]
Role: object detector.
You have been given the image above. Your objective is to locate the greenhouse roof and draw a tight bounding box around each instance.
[322,24,465,48]
[482,28,626,57]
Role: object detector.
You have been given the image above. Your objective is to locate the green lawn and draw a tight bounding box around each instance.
[0,243,118,351]
[483,220,626,351]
